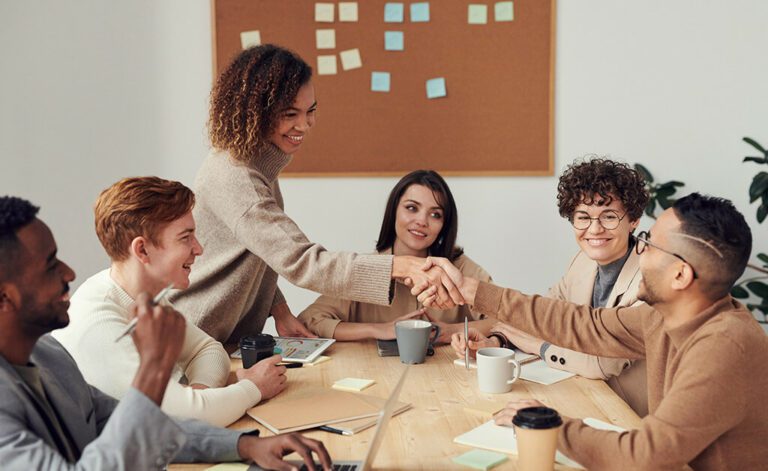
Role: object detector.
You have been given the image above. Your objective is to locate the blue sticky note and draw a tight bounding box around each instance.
[384,3,404,22]
[495,1,514,22]
[410,2,430,22]
[384,31,404,51]
[371,72,391,92]
[426,77,446,99]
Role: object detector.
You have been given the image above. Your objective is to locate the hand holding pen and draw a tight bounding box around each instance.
[115,283,175,342]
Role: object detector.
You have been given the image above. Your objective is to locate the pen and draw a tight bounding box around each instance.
[278,362,303,369]
[464,316,469,370]
[318,425,352,436]
[114,283,175,342]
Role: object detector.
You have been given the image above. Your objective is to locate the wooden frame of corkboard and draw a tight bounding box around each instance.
[211,0,555,176]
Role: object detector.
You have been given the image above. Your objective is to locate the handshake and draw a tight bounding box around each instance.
[395,256,480,309]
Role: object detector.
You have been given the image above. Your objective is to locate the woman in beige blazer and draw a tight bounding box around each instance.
[299,170,494,343]
[457,157,650,416]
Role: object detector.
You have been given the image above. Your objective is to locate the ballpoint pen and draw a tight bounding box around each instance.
[318,425,352,436]
[464,316,469,369]
[114,283,175,342]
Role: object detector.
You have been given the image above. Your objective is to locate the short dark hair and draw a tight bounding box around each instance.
[0,196,40,281]
[557,157,649,221]
[376,170,463,260]
[673,193,752,298]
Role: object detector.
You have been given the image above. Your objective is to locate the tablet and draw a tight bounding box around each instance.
[231,337,335,364]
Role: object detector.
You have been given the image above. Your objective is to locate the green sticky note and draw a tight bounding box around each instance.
[495,1,514,22]
[426,77,446,99]
[452,449,508,470]
[410,2,430,22]
[384,2,404,22]
[384,31,404,51]
[468,4,488,24]
[371,72,391,92]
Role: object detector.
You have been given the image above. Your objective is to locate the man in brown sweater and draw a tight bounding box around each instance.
[419,193,768,470]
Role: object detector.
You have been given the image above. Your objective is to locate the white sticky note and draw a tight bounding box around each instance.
[317,55,337,75]
[371,72,391,92]
[495,1,514,22]
[384,2,404,23]
[426,77,447,99]
[410,2,430,22]
[468,4,488,24]
[239,30,261,49]
[339,2,358,22]
[332,377,375,392]
[384,31,404,51]
[315,3,335,22]
[316,29,336,49]
[339,48,362,70]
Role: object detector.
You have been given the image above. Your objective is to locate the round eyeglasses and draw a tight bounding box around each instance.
[569,210,626,230]
[634,230,698,279]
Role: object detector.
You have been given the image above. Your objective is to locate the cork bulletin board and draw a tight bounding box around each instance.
[211,0,555,176]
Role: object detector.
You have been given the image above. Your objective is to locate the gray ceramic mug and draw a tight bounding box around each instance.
[395,319,441,364]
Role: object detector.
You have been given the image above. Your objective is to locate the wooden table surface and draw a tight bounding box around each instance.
[172,341,642,470]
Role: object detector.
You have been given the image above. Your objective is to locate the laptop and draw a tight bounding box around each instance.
[252,366,410,471]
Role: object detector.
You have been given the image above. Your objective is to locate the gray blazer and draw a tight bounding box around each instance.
[0,335,244,470]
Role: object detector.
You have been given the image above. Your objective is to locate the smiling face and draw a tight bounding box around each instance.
[572,195,639,265]
[392,184,445,257]
[268,81,317,155]
[143,211,203,291]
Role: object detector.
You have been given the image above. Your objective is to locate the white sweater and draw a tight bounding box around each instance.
[53,269,261,427]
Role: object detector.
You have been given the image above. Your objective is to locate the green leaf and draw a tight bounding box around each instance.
[749,172,768,202]
[655,186,677,197]
[746,281,768,298]
[746,304,768,315]
[743,137,767,154]
[731,285,750,298]
[634,163,654,183]
[669,181,685,187]
[743,157,767,164]
[757,253,768,264]
[758,205,768,223]
[645,198,657,218]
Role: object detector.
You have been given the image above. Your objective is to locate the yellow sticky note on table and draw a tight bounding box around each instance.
[205,464,249,471]
[317,55,337,75]
[468,4,488,24]
[315,3,335,22]
[306,355,330,366]
[332,377,375,392]
[340,48,362,70]
[239,30,261,49]
[316,29,336,49]
[339,2,358,22]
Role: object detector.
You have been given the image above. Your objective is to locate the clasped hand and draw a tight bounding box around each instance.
[407,257,469,308]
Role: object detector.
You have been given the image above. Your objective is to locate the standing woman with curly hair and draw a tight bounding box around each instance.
[453,157,651,416]
[171,45,461,345]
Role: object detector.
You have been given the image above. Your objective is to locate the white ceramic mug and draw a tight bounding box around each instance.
[476,347,522,393]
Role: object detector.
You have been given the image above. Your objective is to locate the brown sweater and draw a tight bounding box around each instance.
[474,282,768,470]
[171,145,394,343]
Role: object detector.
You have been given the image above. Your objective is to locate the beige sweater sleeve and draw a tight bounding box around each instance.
[298,295,356,338]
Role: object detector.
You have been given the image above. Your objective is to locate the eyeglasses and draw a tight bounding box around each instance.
[634,230,698,279]
[569,210,626,230]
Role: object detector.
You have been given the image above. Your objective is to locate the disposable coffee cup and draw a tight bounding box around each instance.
[512,406,563,471]
[395,319,440,364]
[476,347,521,393]
[240,334,276,369]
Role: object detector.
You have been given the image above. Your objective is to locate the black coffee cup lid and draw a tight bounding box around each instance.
[512,406,563,429]
[240,334,275,348]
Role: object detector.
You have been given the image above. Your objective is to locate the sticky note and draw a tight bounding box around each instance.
[305,355,330,366]
[410,2,430,22]
[332,377,375,392]
[316,29,336,49]
[339,2,358,22]
[468,4,488,24]
[317,55,337,75]
[426,77,446,99]
[204,464,250,471]
[315,3,335,22]
[371,72,391,92]
[495,1,514,21]
[239,30,261,49]
[340,48,362,70]
[384,31,404,51]
[452,449,508,470]
[384,2,404,22]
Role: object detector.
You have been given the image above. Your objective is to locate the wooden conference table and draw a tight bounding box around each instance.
[172,341,642,470]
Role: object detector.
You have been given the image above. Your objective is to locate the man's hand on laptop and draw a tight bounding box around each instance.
[238,433,332,471]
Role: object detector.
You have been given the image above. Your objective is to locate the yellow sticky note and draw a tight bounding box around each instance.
[317,55,337,75]
[315,3,335,22]
[239,30,261,49]
[339,2,358,22]
[340,48,362,70]
[316,29,336,49]
[332,377,375,392]
[305,355,330,366]
[468,4,488,24]
[205,464,249,471]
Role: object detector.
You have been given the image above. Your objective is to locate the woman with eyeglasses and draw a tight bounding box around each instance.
[452,157,651,416]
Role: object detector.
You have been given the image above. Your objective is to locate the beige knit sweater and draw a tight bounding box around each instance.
[171,145,394,343]
[474,282,768,470]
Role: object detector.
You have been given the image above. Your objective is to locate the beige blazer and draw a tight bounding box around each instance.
[298,253,492,338]
[545,249,648,416]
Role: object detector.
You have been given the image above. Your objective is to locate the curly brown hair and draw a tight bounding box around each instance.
[557,157,649,221]
[208,44,312,161]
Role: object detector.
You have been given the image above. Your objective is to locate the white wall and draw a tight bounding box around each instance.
[2,1,767,329]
